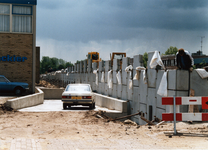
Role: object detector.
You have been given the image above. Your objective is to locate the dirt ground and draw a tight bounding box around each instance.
[0,109,208,149]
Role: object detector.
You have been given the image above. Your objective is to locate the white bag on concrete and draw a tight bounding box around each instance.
[101,72,105,82]
[149,51,165,69]
[108,70,113,88]
[195,69,208,79]
[128,71,133,89]
[125,65,133,72]
[143,70,147,84]
[157,71,168,97]
[116,71,122,84]
[93,69,99,85]
[125,65,133,88]
[133,66,146,80]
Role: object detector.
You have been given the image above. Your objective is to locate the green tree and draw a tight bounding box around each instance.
[66,62,73,67]
[40,56,74,74]
[58,64,65,70]
[143,52,148,68]
[163,46,178,55]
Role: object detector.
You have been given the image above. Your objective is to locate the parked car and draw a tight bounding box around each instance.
[0,75,29,95]
[62,84,95,109]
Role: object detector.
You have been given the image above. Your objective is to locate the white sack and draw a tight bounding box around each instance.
[108,70,113,88]
[157,71,168,97]
[195,69,208,79]
[125,65,133,72]
[101,72,105,82]
[125,65,133,89]
[93,69,99,85]
[149,51,165,69]
[129,71,133,89]
[116,71,122,84]
[133,66,146,80]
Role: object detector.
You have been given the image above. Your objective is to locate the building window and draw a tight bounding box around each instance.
[12,5,32,33]
[0,4,10,32]
[0,4,33,33]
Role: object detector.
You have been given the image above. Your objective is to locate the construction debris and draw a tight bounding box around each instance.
[123,119,137,126]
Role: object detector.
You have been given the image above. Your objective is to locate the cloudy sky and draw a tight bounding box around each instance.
[36,0,208,63]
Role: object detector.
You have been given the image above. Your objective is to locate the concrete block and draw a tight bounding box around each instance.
[112,84,117,98]
[139,103,147,125]
[122,57,130,71]
[88,59,92,73]
[168,70,189,90]
[121,85,127,100]
[147,69,157,88]
[108,86,112,96]
[77,63,80,73]
[99,61,104,72]
[80,61,83,73]
[132,87,140,114]
[147,88,156,120]
[155,70,166,109]
[105,60,111,72]
[84,60,87,73]
[147,51,155,69]
[133,69,139,87]
[92,62,98,70]
[6,88,44,110]
[113,71,117,84]
[104,83,109,96]
[190,70,208,96]
[117,84,122,99]
[113,59,120,71]
[92,82,96,92]
[39,88,64,99]
[133,55,143,68]
[128,100,133,115]
[105,72,108,83]
[98,71,102,82]
[127,73,133,100]
[122,71,127,85]
[139,70,148,103]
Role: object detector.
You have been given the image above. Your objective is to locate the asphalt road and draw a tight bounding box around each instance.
[19,100,121,113]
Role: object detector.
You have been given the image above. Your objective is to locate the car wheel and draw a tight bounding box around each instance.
[14,87,22,96]
[90,103,95,109]
[63,103,67,109]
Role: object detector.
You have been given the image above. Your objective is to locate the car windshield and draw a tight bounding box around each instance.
[65,85,91,92]
[0,77,10,82]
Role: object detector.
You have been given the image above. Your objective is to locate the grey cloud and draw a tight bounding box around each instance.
[37,0,208,43]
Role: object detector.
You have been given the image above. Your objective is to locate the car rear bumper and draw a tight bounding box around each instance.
[62,100,92,103]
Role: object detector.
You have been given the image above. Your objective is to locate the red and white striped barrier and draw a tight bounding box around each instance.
[162,97,208,121]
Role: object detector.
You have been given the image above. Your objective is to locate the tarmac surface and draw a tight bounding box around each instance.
[19,100,121,113]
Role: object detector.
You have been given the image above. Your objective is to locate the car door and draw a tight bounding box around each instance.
[0,76,11,91]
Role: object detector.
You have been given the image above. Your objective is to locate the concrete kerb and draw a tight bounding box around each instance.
[6,87,44,110]
[93,92,127,113]
[39,87,64,99]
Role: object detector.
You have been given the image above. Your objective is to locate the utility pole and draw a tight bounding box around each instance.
[199,36,205,53]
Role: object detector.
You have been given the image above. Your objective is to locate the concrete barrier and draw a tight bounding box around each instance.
[93,93,127,113]
[6,87,44,110]
[39,88,64,99]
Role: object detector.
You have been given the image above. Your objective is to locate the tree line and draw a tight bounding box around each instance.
[40,56,73,74]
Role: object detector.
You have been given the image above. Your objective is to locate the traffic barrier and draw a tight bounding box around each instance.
[162,96,208,121]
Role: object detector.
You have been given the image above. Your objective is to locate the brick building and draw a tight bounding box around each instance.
[0,0,37,93]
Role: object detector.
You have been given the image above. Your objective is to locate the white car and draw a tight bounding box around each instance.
[62,84,95,109]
